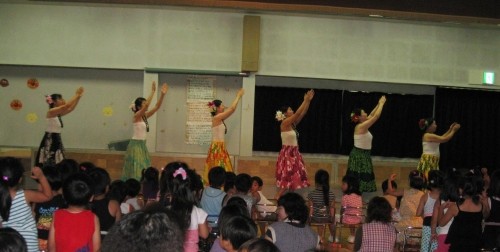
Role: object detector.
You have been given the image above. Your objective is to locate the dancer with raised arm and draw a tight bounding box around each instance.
[122,82,168,180]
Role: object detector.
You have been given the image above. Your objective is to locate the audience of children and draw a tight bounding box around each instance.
[49,173,100,251]
[0,157,52,252]
[416,169,443,252]
[223,173,256,216]
[353,196,398,251]
[219,215,258,252]
[265,192,320,252]
[340,174,363,243]
[251,176,277,219]
[210,197,250,252]
[109,180,131,214]
[433,169,460,252]
[124,178,143,211]
[307,169,336,242]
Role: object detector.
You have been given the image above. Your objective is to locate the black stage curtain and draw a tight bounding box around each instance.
[253,86,343,153]
[435,87,500,171]
[253,86,433,158]
[340,91,434,158]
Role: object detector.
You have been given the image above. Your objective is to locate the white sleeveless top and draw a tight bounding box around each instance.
[212,123,225,141]
[46,117,62,133]
[354,131,372,150]
[423,192,437,217]
[422,141,440,156]
[281,130,298,146]
[132,121,147,140]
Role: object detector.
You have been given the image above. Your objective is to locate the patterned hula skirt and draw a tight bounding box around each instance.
[417,154,439,181]
[204,141,233,185]
[36,132,65,166]
[346,147,376,193]
[276,145,310,190]
[122,139,151,180]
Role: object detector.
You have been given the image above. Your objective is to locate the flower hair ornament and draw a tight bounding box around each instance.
[275,111,286,121]
[2,176,8,182]
[418,119,429,130]
[350,112,359,123]
[45,95,54,105]
[173,167,187,180]
[207,101,217,113]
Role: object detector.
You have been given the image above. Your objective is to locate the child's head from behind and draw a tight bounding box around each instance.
[238,238,280,252]
[63,173,94,207]
[42,165,62,192]
[315,169,330,187]
[277,192,309,224]
[125,178,141,198]
[0,157,24,221]
[88,167,111,196]
[209,166,226,188]
[427,170,444,190]
[251,176,263,193]
[381,179,397,194]
[341,174,361,195]
[224,172,237,193]
[109,180,128,203]
[366,196,392,223]
[235,173,252,194]
[408,170,424,190]
[0,227,27,252]
[141,167,159,182]
[220,215,257,251]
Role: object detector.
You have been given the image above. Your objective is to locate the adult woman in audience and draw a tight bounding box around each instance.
[265,192,320,252]
[122,82,168,180]
[345,95,386,194]
[204,88,244,184]
[416,117,460,182]
[36,87,84,166]
[275,89,314,199]
[353,197,398,252]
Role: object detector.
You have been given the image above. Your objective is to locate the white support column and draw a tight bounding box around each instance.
[239,74,256,157]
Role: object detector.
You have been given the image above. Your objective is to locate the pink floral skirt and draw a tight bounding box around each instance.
[276,145,310,190]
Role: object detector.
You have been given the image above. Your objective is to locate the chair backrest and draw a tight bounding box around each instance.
[401,226,422,252]
[254,199,278,221]
[339,205,367,224]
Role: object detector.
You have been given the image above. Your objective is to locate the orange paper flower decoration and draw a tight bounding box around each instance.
[27,78,39,89]
[10,99,23,111]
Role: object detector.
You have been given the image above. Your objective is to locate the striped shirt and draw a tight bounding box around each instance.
[307,188,335,218]
[1,190,38,252]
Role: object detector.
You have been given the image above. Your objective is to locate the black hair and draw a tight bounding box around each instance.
[224,172,236,193]
[365,196,392,223]
[0,157,25,221]
[427,170,444,190]
[62,173,94,207]
[159,161,186,207]
[109,180,128,203]
[125,178,141,198]
[101,203,184,252]
[48,93,64,128]
[235,173,252,194]
[440,173,460,202]
[315,169,331,208]
[56,158,79,183]
[409,170,424,190]
[350,108,363,124]
[226,197,249,212]
[251,176,263,188]
[141,167,159,193]
[210,100,223,117]
[458,175,483,205]
[342,174,361,196]
[239,238,281,252]
[208,166,226,188]
[220,215,257,250]
[88,167,111,195]
[79,161,96,174]
[42,164,62,191]
[488,170,500,198]
[0,227,27,252]
[277,192,309,224]
[381,179,397,193]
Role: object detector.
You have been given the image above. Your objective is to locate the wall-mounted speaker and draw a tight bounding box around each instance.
[241,15,261,72]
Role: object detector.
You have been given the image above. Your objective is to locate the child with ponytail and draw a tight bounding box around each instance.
[307,169,336,242]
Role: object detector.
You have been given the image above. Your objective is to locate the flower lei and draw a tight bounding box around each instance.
[207,101,217,113]
[350,112,359,123]
[275,111,286,121]
[45,95,54,105]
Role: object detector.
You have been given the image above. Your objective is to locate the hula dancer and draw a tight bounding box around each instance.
[346,95,386,193]
[122,82,168,180]
[203,88,244,184]
[36,87,84,166]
